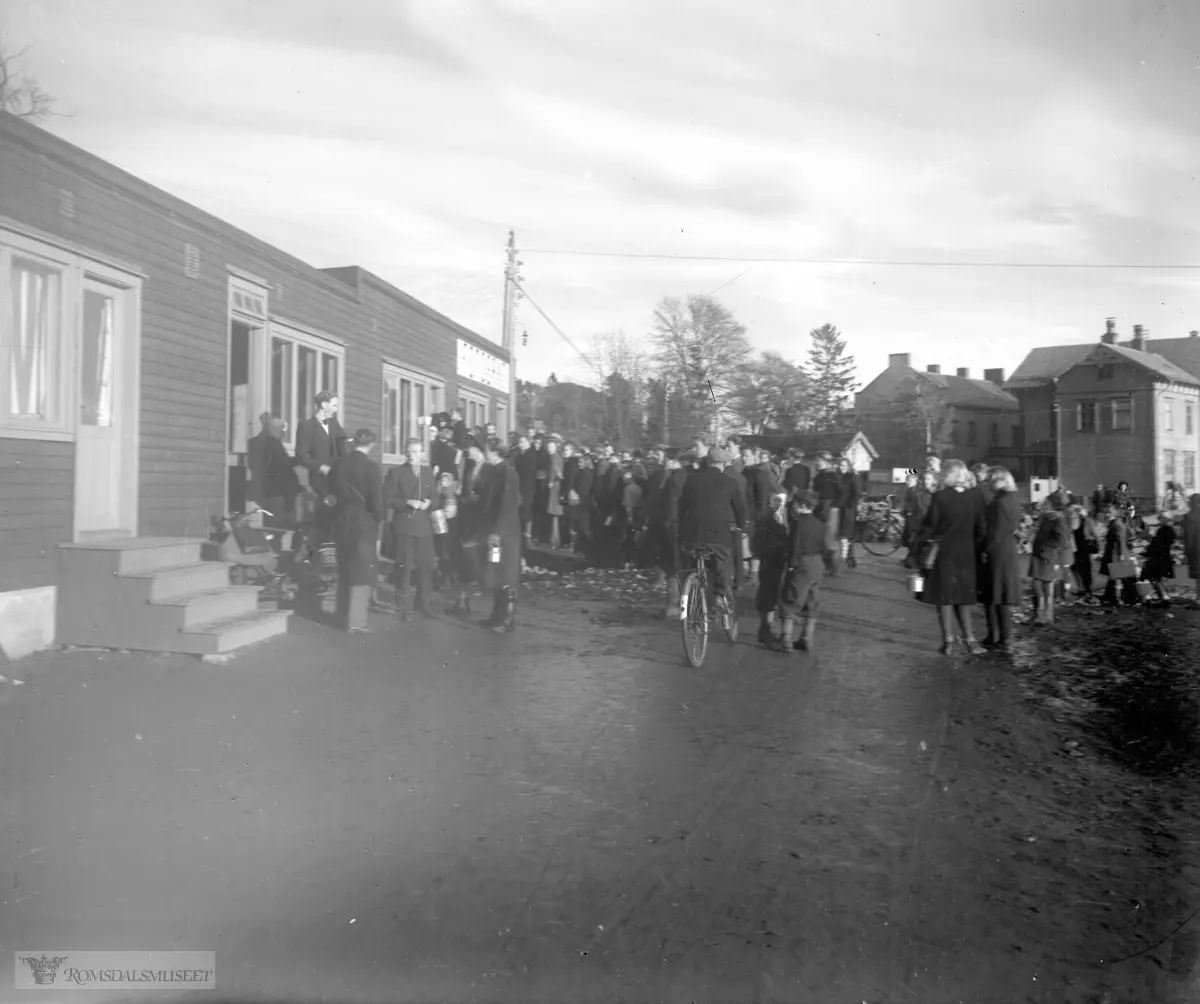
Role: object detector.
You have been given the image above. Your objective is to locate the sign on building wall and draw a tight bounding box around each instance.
[457,339,510,393]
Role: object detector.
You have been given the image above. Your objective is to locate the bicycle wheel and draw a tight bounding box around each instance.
[680,572,709,667]
[862,515,904,557]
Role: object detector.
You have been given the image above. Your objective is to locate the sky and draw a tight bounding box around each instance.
[6,0,1200,393]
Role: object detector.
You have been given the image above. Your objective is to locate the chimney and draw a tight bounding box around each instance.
[983,368,1005,386]
[1191,331,1199,339]
[888,352,911,369]
[1131,324,1146,352]
[926,364,941,374]
[956,367,969,378]
[1101,317,1117,345]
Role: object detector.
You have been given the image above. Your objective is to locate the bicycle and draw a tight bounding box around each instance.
[859,495,906,557]
[679,542,739,668]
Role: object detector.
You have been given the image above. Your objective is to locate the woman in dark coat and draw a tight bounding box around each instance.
[448,440,486,618]
[1100,504,1137,606]
[836,457,861,568]
[978,466,1022,653]
[329,429,385,633]
[912,459,987,655]
[572,453,596,557]
[512,434,537,546]
[1030,490,1072,624]
[479,439,523,633]
[1183,493,1200,607]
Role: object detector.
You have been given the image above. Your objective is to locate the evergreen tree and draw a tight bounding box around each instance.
[805,323,856,430]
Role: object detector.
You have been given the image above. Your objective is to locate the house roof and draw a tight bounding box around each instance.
[916,371,1018,410]
[742,430,879,459]
[1079,342,1200,385]
[1003,345,1095,389]
[1124,337,1200,382]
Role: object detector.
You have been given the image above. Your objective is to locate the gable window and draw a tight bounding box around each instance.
[1163,399,1174,432]
[1097,364,1114,381]
[1164,449,1177,482]
[382,364,443,465]
[1185,451,1196,489]
[1111,397,1132,432]
[269,321,344,453]
[1187,402,1195,436]
[1076,400,1096,433]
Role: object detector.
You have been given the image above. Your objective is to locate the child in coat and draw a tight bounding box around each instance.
[1139,520,1177,605]
[775,490,826,654]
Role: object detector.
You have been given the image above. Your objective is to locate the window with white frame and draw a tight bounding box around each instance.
[382,364,444,465]
[0,238,71,435]
[1111,397,1132,432]
[1185,451,1196,489]
[1187,401,1195,436]
[1076,399,1096,433]
[269,320,344,452]
[1164,449,1177,482]
[1163,399,1174,432]
[458,388,489,432]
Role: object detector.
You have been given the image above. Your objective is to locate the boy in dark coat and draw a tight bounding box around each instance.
[775,490,825,653]
[481,439,523,633]
[755,487,790,645]
[329,429,384,633]
[383,438,437,620]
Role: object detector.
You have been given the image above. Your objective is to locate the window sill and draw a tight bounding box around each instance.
[0,427,74,443]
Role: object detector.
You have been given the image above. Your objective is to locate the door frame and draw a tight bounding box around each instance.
[72,262,142,541]
[224,274,270,516]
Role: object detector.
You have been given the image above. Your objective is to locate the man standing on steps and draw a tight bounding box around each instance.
[384,438,437,622]
[295,390,347,547]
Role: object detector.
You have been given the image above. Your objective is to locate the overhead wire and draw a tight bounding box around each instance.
[522,248,1200,269]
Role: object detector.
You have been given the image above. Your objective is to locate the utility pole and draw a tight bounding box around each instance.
[501,230,521,438]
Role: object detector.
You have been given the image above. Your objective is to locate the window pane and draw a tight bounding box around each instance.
[8,257,59,419]
[322,353,339,396]
[415,383,426,432]
[384,382,399,457]
[81,290,115,427]
[271,338,293,429]
[1186,453,1196,489]
[400,379,411,448]
[297,346,317,417]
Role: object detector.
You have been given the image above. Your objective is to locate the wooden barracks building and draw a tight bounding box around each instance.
[0,112,515,660]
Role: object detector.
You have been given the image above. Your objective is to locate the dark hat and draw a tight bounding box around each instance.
[431,411,452,429]
[708,446,733,464]
[352,428,376,447]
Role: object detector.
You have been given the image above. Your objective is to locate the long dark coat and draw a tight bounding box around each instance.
[513,448,537,524]
[1185,507,1200,578]
[329,449,384,587]
[979,490,1022,606]
[480,460,522,590]
[915,487,986,606]
[572,465,596,535]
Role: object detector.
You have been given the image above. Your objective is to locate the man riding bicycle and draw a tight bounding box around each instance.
[678,446,747,613]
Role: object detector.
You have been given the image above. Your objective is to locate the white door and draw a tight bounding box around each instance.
[75,279,128,537]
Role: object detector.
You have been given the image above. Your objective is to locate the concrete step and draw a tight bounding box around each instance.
[59,537,204,576]
[121,562,231,602]
[149,585,262,630]
[181,609,292,654]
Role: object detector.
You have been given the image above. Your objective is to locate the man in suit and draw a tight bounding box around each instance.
[481,439,523,633]
[295,390,347,545]
[678,446,746,613]
[384,438,437,620]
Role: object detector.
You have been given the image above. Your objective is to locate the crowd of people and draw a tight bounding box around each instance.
[903,458,1200,656]
[240,391,1200,652]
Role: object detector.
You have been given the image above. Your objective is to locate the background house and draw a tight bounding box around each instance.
[855,353,1020,473]
[740,430,878,474]
[1056,337,1199,499]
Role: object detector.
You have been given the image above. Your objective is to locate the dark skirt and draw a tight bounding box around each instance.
[1030,549,1065,582]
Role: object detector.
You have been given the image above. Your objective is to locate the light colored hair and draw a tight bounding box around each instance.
[940,459,973,490]
[988,466,1017,494]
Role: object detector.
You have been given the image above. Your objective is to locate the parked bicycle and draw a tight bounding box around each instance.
[858,495,905,557]
[679,542,739,668]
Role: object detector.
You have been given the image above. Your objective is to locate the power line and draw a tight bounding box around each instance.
[522,249,1200,269]
[512,279,593,367]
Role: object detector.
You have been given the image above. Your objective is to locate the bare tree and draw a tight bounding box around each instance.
[1,45,58,120]
[583,331,648,447]
[728,351,809,435]
[650,295,752,442]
